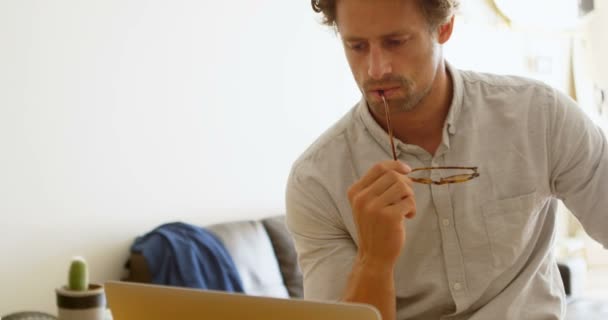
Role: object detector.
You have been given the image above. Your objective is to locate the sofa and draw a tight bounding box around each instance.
[124,215,607,319]
[125,215,303,299]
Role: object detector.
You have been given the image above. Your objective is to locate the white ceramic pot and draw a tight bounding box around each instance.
[56,283,106,320]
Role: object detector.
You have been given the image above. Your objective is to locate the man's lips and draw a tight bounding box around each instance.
[369,87,400,99]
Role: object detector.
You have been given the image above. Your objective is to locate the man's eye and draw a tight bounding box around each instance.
[385,39,406,48]
[349,42,367,52]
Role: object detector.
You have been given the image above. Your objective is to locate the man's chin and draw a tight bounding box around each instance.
[367,96,417,113]
[395,98,420,112]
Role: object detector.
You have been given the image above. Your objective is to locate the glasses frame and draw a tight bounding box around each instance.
[409,166,480,185]
[380,94,480,185]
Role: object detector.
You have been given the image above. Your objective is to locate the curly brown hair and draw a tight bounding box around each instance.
[311,0,460,30]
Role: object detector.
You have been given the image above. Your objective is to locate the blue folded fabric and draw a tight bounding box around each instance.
[131,222,244,292]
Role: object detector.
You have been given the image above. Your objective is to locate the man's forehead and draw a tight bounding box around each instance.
[341,29,414,42]
[336,0,424,39]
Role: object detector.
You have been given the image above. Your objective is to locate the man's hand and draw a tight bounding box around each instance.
[343,160,416,320]
[347,160,416,268]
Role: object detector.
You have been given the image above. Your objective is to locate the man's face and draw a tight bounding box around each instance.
[336,0,443,113]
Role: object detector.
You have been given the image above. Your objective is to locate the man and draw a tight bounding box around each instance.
[285,0,608,319]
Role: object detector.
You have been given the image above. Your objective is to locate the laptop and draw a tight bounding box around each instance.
[105,281,381,320]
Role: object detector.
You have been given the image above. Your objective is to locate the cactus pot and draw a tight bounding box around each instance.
[56,283,106,320]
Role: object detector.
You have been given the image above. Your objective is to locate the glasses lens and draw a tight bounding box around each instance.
[443,173,474,182]
[411,177,434,184]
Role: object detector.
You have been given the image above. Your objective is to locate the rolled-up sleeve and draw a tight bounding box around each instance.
[285,168,357,301]
[549,88,608,248]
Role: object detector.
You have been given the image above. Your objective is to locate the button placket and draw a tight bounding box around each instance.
[430,157,468,310]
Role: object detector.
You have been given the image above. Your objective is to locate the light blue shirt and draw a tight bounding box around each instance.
[286,63,608,319]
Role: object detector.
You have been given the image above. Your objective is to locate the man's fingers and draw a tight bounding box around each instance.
[387,196,416,219]
[365,170,408,197]
[359,161,411,188]
[348,161,411,201]
[376,178,414,207]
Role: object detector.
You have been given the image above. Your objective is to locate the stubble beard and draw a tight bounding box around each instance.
[366,78,434,115]
[390,83,432,113]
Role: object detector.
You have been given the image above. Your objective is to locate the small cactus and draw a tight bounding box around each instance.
[68,256,89,291]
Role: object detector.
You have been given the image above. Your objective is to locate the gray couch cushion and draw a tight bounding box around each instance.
[207,220,289,298]
[262,215,303,298]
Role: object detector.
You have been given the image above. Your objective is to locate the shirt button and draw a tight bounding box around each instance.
[448,124,456,135]
[453,282,463,291]
[442,219,450,227]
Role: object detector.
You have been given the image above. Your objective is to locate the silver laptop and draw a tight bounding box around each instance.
[105,281,381,320]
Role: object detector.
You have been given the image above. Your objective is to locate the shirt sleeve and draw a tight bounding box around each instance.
[549,88,608,249]
[285,168,357,301]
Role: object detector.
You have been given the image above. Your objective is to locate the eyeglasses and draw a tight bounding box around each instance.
[380,93,479,185]
[409,166,480,185]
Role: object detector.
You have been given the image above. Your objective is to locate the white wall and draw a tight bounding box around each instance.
[572,0,608,123]
[586,0,608,89]
[586,0,608,124]
[579,1,608,264]
[2,0,606,315]
[0,0,359,314]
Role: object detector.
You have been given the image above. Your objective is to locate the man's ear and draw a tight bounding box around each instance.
[437,15,455,44]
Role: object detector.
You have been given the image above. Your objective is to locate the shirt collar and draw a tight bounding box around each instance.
[445,62,464,136]
[356,61,464,156]
[357,97,405,158]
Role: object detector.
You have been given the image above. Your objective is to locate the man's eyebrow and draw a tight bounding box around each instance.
[342,30,412,42]
[383,30,412,38]
[341,35,365,42]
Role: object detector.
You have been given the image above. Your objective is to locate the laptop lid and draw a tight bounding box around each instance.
[105,281,381,320]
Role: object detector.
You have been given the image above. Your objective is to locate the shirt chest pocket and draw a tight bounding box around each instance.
[481,191,543,269]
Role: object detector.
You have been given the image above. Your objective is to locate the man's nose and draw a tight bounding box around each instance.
[368,46,392,80]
